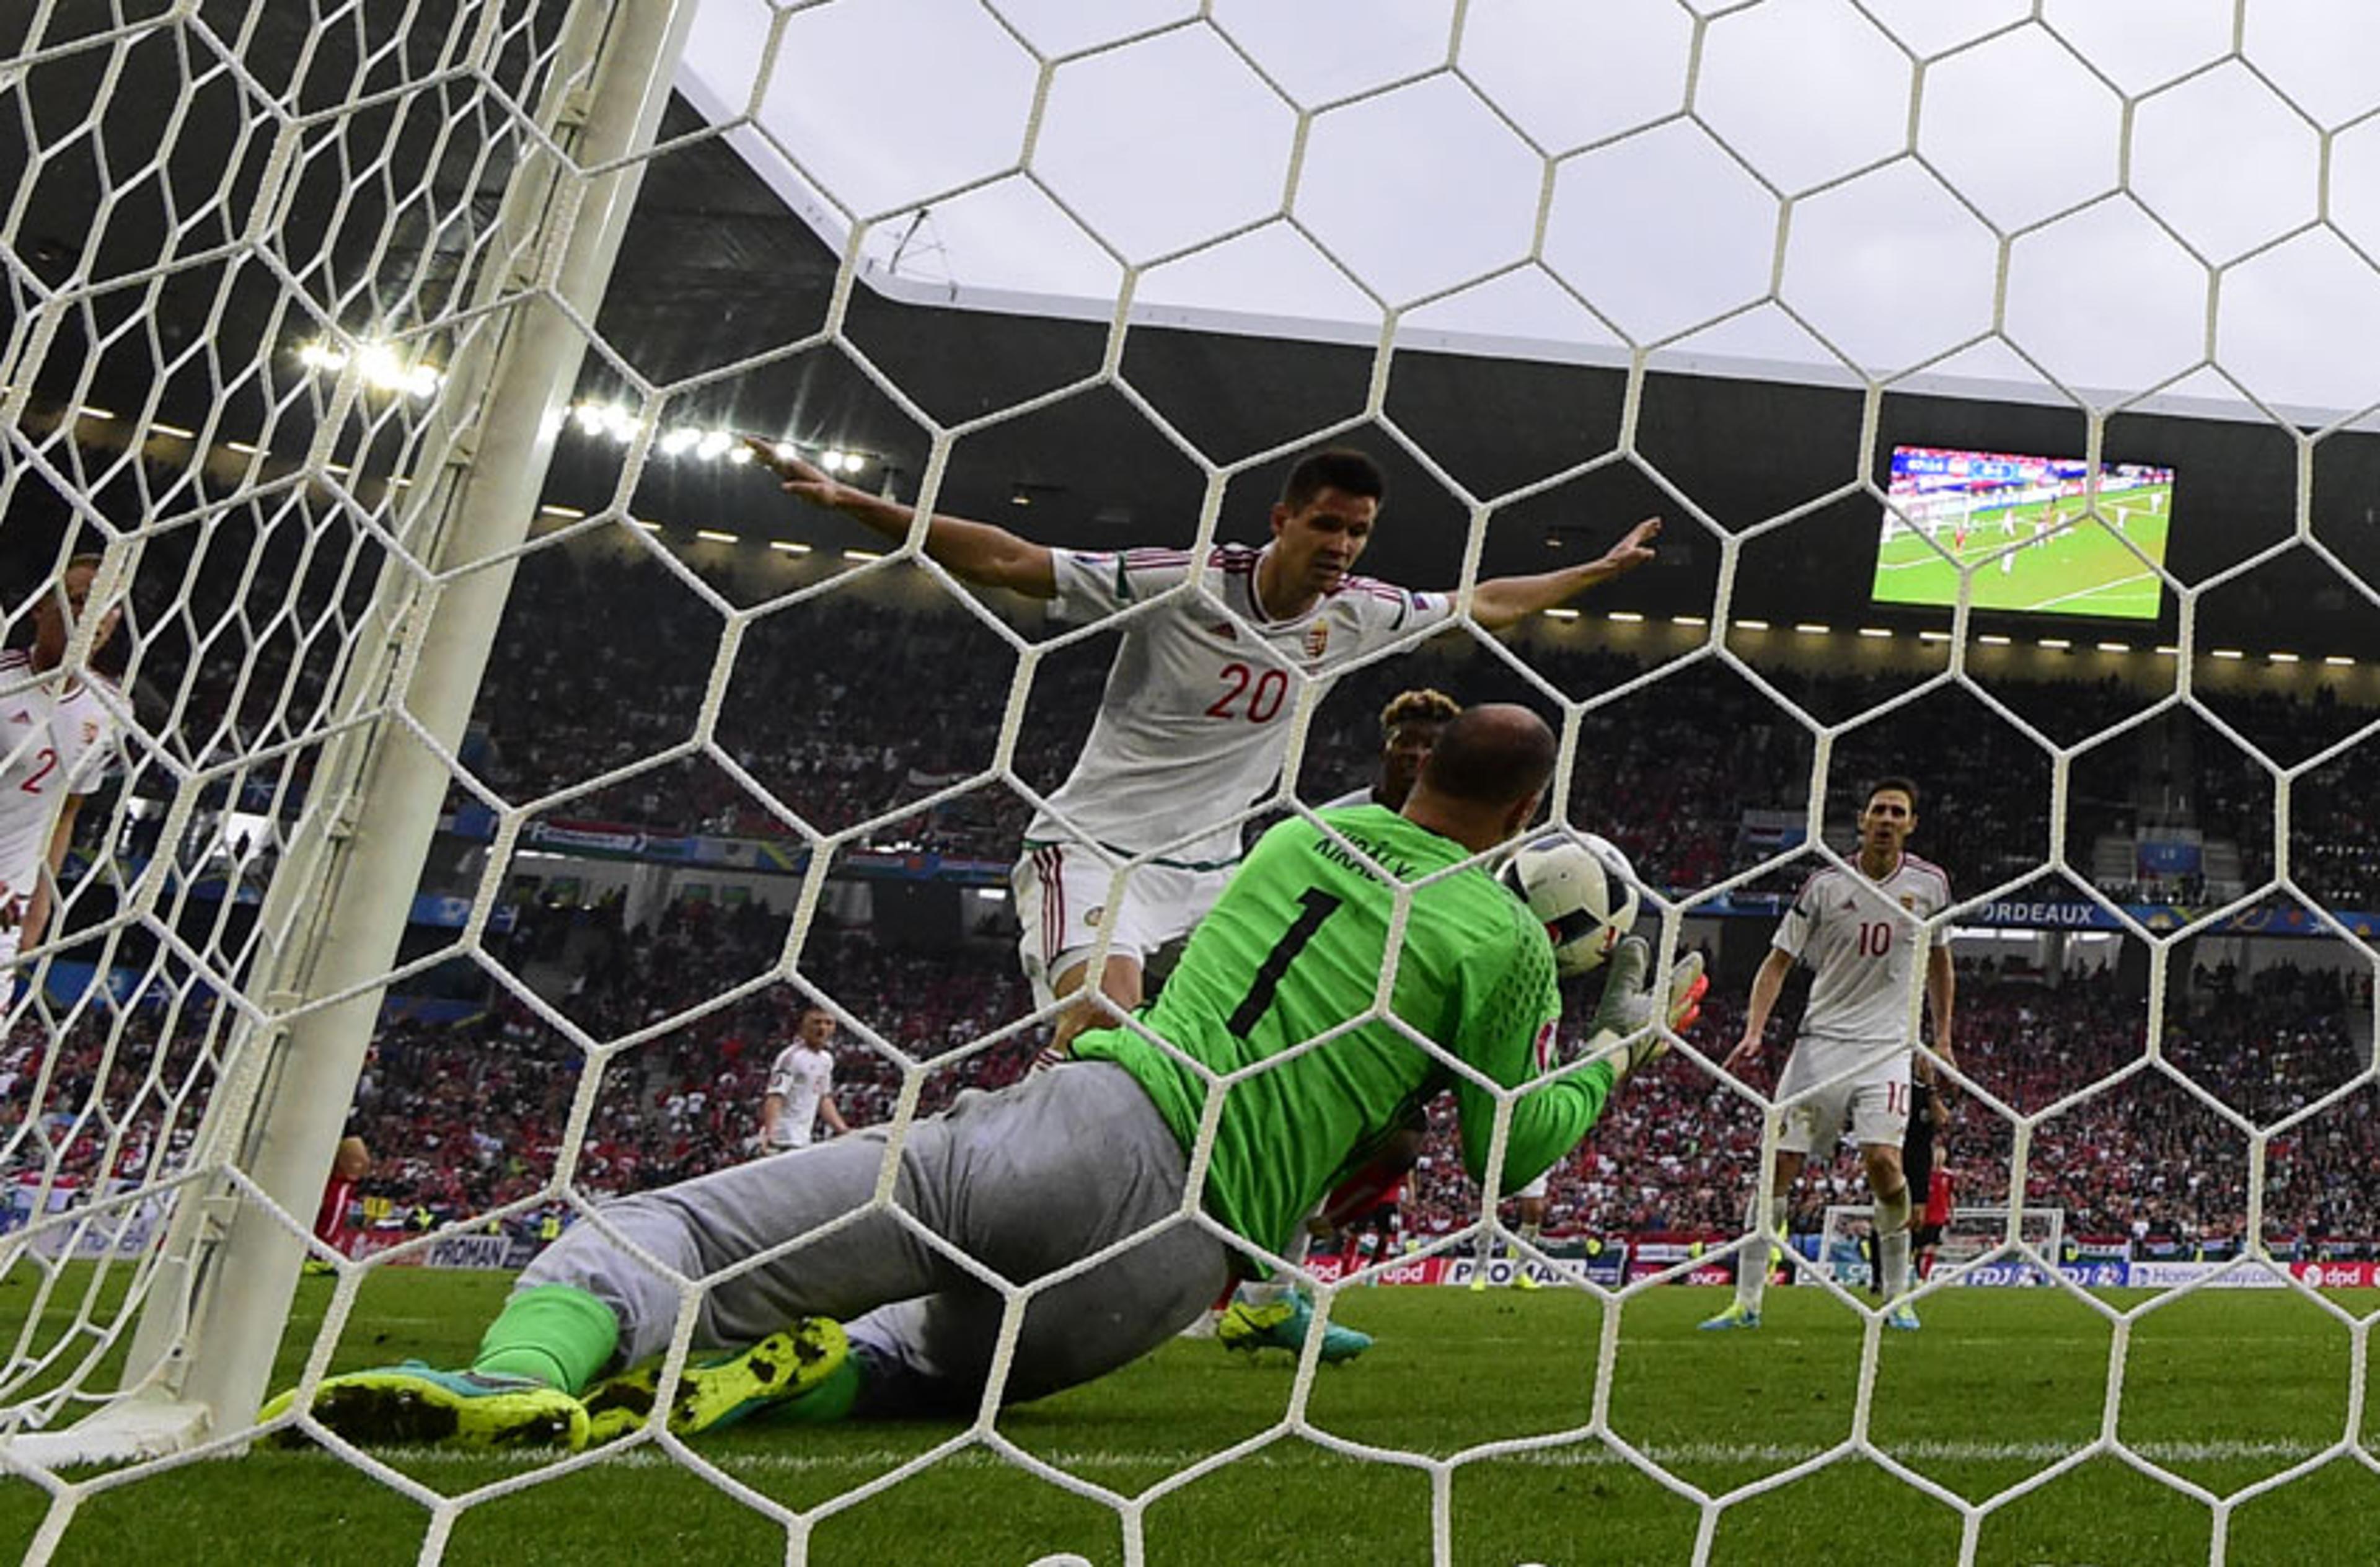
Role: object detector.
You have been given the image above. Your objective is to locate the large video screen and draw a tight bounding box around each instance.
[1871,446,2175,620]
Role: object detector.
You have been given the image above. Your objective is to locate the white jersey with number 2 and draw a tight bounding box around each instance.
[1774,854,1952,1044]
[1026,543,1450,868]
[0,651,117,959]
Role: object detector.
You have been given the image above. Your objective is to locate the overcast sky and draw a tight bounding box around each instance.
[677,0,2380,423]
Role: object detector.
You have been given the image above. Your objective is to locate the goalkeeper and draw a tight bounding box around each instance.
[267,706,1706,1449]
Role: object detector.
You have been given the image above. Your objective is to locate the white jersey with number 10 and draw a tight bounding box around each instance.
[1026,542,1450,869]
[1774,854,1953,1044]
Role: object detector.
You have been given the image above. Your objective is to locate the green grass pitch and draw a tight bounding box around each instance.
[6,1266,2378,1565]
[1871,490,2171,619]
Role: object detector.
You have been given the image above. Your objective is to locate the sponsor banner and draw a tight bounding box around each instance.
[524,820,645,854]
[640,833,697,863]
[1577,1248,1629,1287]
[5,1180,169,1259]
[1446,1258,1573,1290]
[1963,898,2127,931]
[1302,1250,1630,1288]
[38,960,205,1011]
[698,835,759,868]
[1629,1240,1704,1265]
[2063,1260,2130,1288]
[1628,1261,1734,1287]
[1950,1260,2128,1288]
[343,1231,518,1269]
[427,1234,515,1269]
[2218,904,2380,939]
[1304,1253,1456,1287]
[2293,1261,2380,1288]
[409,893,517,933]
[2128,1260,2290,1289]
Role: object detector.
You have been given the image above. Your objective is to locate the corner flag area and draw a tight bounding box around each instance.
[1871,488,2172,619]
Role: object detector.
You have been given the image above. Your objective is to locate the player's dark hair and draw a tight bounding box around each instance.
[1280,448,1385,512]
[1865,775,1920,813]
[1379,687,1458,737]
[42,551,130,682]
[1417,704,1555,807]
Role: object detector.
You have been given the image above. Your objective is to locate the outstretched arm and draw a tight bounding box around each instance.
[17,795,84,953]
[1721,947,1796,1075]
[1926,943,1957,1076]
[747,440,1056,598]
[1465,518,1660,632]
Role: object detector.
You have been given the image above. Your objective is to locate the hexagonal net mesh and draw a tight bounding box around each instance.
[3,2,2379,1563]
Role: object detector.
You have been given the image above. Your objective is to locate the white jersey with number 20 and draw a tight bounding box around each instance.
[1026,543,1450,868]
[1774,854,1952,1044]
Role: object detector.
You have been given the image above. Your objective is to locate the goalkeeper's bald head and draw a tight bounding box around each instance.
[1404,704,1554,850]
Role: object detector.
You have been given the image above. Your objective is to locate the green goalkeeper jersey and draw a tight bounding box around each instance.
[1072,805,1616,1258]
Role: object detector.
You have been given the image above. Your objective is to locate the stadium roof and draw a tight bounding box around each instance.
[680,1,2380,433]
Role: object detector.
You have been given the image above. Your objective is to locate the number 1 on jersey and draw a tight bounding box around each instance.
[1228,886,1344,1037]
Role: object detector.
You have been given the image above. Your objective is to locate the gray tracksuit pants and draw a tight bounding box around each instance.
[518,1062,1233,1415]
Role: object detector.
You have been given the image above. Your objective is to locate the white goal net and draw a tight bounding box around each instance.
[3,3,2378,1565]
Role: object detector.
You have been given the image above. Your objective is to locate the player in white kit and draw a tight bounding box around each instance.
[759,1004,850,1152]
[1701,777,1957,1332]
[747,441,1659,1059]
[0,555,123,978]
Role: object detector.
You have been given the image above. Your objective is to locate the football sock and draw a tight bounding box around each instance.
[1737,1194,1787,1313]
[1874,1181,1913,1300]
[1236,1227,1313,1310]
[472,1283,620,1393]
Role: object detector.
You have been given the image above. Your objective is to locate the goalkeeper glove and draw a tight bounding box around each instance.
[1587,937,1709,1077]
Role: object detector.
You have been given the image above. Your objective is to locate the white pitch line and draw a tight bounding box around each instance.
[2025,570,2160,613]
[330,1436,2348,1476]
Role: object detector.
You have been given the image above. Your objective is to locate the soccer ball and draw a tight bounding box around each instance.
[1500,832,1641,976]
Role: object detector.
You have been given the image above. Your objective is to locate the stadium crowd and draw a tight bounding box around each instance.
[446,549,2380,917]
[11,915,2372,1263]
[60,531,2380,917]
[9,536,2380,1265]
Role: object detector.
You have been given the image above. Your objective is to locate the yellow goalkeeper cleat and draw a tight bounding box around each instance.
[1216,1294,1371,1363]
[262,1363,588,1450]
[582,1318,851,1446]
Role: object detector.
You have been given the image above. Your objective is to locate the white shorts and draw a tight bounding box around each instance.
[1012,842,1232,1010]
[1774,1035,1912,1160]
[1515,1174,1549,1203]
